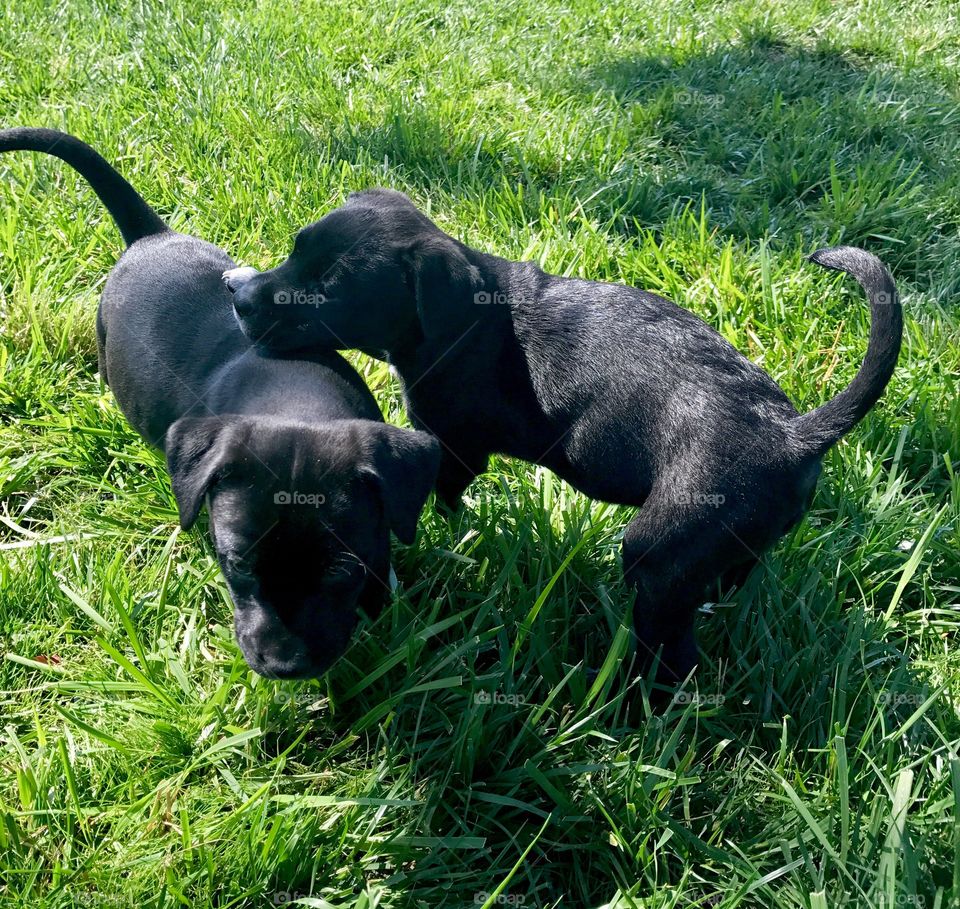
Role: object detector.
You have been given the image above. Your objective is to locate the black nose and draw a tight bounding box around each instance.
[240,633,319,679]
[232,285,257,319]
[254,655,314,679]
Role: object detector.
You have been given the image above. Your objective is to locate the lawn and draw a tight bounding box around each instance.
[1,0,959,906]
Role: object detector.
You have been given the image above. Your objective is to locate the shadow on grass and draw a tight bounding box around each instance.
[253,520,945,902]
[306,32,960,296]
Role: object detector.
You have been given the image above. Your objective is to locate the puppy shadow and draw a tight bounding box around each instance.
[255,456,954,903]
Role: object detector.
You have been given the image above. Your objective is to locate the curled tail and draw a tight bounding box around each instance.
[792,246,902,457]
[0,127,167,246]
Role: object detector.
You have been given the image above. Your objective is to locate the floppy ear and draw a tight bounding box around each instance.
[402,235,483,341]
[164,417,236,530]
[362,425,441,544]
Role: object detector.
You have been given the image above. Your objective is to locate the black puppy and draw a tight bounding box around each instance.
[228,189,902,686]
[0,136,440,679]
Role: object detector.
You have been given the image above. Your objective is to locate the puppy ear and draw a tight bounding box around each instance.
[402,236,483,340]
[362,425,441,544]
[164,417,236,530]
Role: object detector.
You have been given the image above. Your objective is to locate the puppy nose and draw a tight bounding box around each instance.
[232,285,257,318]
[222,266,260,294]
[239,629,312,678]
[235,603,317,678]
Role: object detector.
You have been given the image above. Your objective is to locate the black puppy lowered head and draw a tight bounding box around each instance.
[166,415,439,679]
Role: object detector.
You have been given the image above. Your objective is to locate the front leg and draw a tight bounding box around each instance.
[435,448,489,513]
[401,385,490,512]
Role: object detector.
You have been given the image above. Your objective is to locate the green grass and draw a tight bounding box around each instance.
[1,0,959,905]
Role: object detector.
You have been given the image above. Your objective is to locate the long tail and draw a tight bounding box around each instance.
[792,246,902,457]
[0,127,168,246]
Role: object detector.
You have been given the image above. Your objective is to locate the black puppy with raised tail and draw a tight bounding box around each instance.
[228,189,902,687]
[0,136,439,680]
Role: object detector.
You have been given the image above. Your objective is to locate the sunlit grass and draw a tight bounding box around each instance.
[1,0,959,905]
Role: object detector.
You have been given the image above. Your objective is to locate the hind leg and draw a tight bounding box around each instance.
[622,493,756,689]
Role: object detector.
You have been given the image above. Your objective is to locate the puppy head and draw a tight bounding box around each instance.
[228,189,482,354]
[164,414,440,679]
